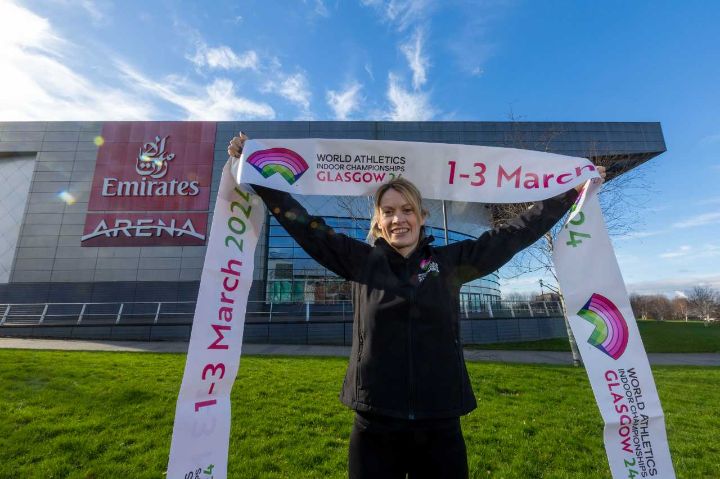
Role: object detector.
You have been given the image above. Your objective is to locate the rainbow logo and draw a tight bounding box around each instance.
[577,293,629,360]
[246,147,309,185]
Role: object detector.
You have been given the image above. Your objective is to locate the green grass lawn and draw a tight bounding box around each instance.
[475,320,720,353]
[1,349,718,478]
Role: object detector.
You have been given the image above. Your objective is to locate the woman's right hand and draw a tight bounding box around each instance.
[227,131,248,158]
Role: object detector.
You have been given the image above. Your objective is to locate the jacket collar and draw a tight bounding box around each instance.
[374,235,435,260]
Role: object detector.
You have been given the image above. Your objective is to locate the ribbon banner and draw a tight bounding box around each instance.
[167,139,675,479]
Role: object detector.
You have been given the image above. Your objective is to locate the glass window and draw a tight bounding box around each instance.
[263,211,500,304]
[292,247,311,259]
[269,225,288,236]
[268,236,296,247]
[268,247,293,259]
[332,218,353,228]
[293,258,320,270]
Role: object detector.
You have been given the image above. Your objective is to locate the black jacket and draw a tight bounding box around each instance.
[253,185,578,420]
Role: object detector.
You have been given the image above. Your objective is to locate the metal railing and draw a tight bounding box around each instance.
[0,301,196,327]
[0,300,563,327]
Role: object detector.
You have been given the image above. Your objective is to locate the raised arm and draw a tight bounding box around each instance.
[251,184,371,282]
[441,189,579,284]
[228,132,370,280]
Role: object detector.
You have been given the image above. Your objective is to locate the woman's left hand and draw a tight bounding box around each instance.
[227,131,248,158]
[575,165,606,193]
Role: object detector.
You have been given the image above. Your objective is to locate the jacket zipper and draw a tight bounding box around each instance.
[408,259,416,420]
[455,338,464,409]
[408,311,415,420]
[356,324,363,400]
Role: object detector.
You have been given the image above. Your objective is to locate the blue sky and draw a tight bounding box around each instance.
[1,0,719,296]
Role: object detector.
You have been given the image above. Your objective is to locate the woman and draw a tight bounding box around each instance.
[228,134,604,478]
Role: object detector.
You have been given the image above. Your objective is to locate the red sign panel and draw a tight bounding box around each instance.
[82,122,216,246]
[82,213,209,247]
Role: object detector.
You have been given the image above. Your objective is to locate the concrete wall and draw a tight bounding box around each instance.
[0,316,568,345]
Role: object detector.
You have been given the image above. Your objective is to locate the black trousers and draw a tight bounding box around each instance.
[348,412,469,479]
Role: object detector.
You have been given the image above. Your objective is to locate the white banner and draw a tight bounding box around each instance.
[554,181,675,478]
[167,139,675,478]
[167,163,265,479]
[234,138,600,202]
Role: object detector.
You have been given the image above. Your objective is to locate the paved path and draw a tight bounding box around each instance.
[1,338,719,366]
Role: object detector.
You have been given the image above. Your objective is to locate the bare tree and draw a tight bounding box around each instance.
[671,296,689,322]
[687,286,719,323]
[630,293,652,320]
[504,291,536,302]
[631,293,691,321]
[335,195,375,242]
[335,195,374,223]
[494,119,653,366]
[647,295,673,321]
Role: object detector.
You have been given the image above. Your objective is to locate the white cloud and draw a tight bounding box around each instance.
[498,272,560,297]
[364,63,375,81]
[117,63,275,120]
[689,244,718,259]
[326,82,363,120]
[672,212,720,228]
[262,72,312,112]
[313,0,330,17]
[301,0,330,17]
[659,245,692,259]
[442,2,505,78]
[0,1,61,53]
[386,73,434,120]
[0,2,275,121]
[615,229,667,241]
[189,45,259,71]
[673,291,687,299]
[0,1,150,120]
[614,252,642,265]
[697,197,720,206]
[659,244,720,261]
[362,0,434,31]
[77,0,105,23]
[627,274,720,296]
[400,28,429,90]
[47,0,108,24]
[361,3,437,119]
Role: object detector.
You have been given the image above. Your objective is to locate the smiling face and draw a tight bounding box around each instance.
[377,187,426,257]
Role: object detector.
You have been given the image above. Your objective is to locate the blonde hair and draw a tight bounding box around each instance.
[369,177,428,243]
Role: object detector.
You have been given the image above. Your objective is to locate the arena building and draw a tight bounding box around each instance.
[0,121,665,340]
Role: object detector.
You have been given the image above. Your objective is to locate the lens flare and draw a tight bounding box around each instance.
[93,136,105,147]
[58,191,76,205]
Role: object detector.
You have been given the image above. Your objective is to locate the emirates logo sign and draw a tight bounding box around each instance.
[136,135,175,178]
[82,122,215,247]
[100,134,201,198]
